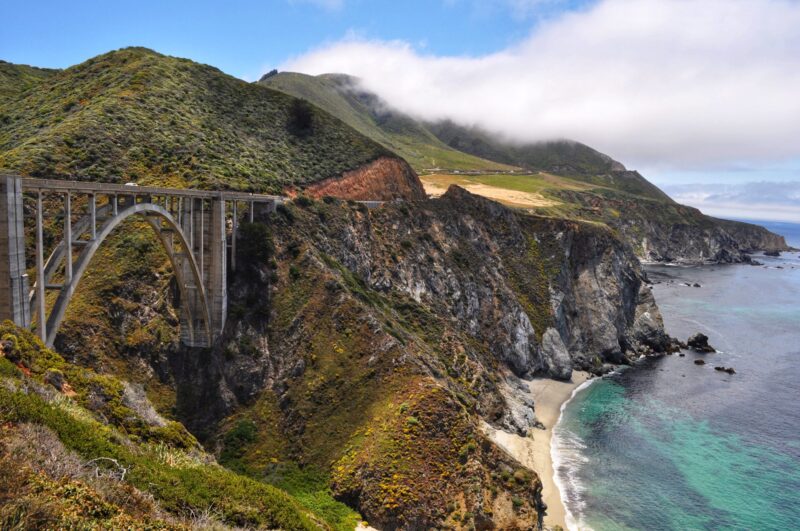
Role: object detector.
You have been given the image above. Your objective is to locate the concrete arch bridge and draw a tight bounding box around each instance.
[0,176,282,348]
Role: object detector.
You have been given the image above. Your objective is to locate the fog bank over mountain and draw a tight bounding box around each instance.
[283,0,800,172]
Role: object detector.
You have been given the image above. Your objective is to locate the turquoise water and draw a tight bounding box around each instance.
[554,239,800,530]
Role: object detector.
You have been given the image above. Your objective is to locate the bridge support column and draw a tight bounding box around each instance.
[0,176,31,328]
[207,199,227,339]
[176,198,206,347]
[174,197,226,347]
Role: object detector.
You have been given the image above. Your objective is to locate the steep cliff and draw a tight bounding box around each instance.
[304,156,426,201]
[111,187,665,528]
[553,188,789,263]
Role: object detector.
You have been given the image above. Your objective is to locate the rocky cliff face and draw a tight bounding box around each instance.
[303,156,426,201]
[554,188,789,264]
[50,186,670,530]
[138,186,667,529]
[633,215,789,264]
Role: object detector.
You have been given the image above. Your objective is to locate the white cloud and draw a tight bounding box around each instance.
[282,0,800,171]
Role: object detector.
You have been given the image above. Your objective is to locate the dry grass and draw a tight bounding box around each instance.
[420,172,598,209]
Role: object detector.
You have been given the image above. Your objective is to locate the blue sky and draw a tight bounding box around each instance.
[1,0,589,81]
[2,0,799,222]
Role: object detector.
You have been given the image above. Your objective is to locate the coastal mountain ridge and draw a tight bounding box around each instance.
[260,70,788,263]
[0,47,791,530]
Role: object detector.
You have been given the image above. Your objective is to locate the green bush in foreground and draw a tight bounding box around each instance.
[0,323,321,530]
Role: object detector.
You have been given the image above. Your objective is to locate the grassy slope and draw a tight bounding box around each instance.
[260,72,517,172]
[0,48,390,193]
[0,323,322,530]
[0,60,58,101]
[422,171,646,217]
[426,120,675,201]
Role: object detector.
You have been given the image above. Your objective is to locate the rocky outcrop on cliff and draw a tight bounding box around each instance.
[290,185,667,381]
[303,156,426,201]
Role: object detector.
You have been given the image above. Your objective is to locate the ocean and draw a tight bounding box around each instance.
[553,222,800,530]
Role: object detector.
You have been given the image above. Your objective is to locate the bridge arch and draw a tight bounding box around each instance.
[1,176,283,348]
[42,202,211,348]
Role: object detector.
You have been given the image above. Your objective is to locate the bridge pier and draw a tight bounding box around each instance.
[208,199,227,339]
[0,176,30,328]
[175,197,226,347]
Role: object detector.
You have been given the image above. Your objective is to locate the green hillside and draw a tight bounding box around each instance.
[0,48,391,193]
[260,72,517,172]
[260,71,674,202]
[426,120,674,201]
[427,120,621,175]
[0,60,57,101]
[0,323,329,530]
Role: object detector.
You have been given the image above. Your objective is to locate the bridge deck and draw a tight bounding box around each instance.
[15,177,283,203]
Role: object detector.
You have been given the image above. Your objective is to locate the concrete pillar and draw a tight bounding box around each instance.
[176,197,206,347]
[0,176,31,328]
[35,192,45,341]
[207,198,227,338]
[175,196,227,347]
[231,201,237,272]
[89,194,96,240]
[64,193,72,283]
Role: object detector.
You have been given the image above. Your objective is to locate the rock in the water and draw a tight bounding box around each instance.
[764,250,781,257]
[679,352,686,357]
[687,333,715,353]
[694,359,706,365]
[540,328,573,381]
[692,283,701,288]
[715,366,736,374]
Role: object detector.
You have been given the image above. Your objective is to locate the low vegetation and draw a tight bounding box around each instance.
[0,323,322,530]
[0,48,391,192]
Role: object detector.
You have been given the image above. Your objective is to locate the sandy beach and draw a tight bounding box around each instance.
[483,371,590,530]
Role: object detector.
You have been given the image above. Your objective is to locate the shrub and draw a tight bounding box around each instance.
[294,195,313,208]
[287,98,313,137]
[276,203,295,223]
[220,420,258,472]
[237,222,274,267]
